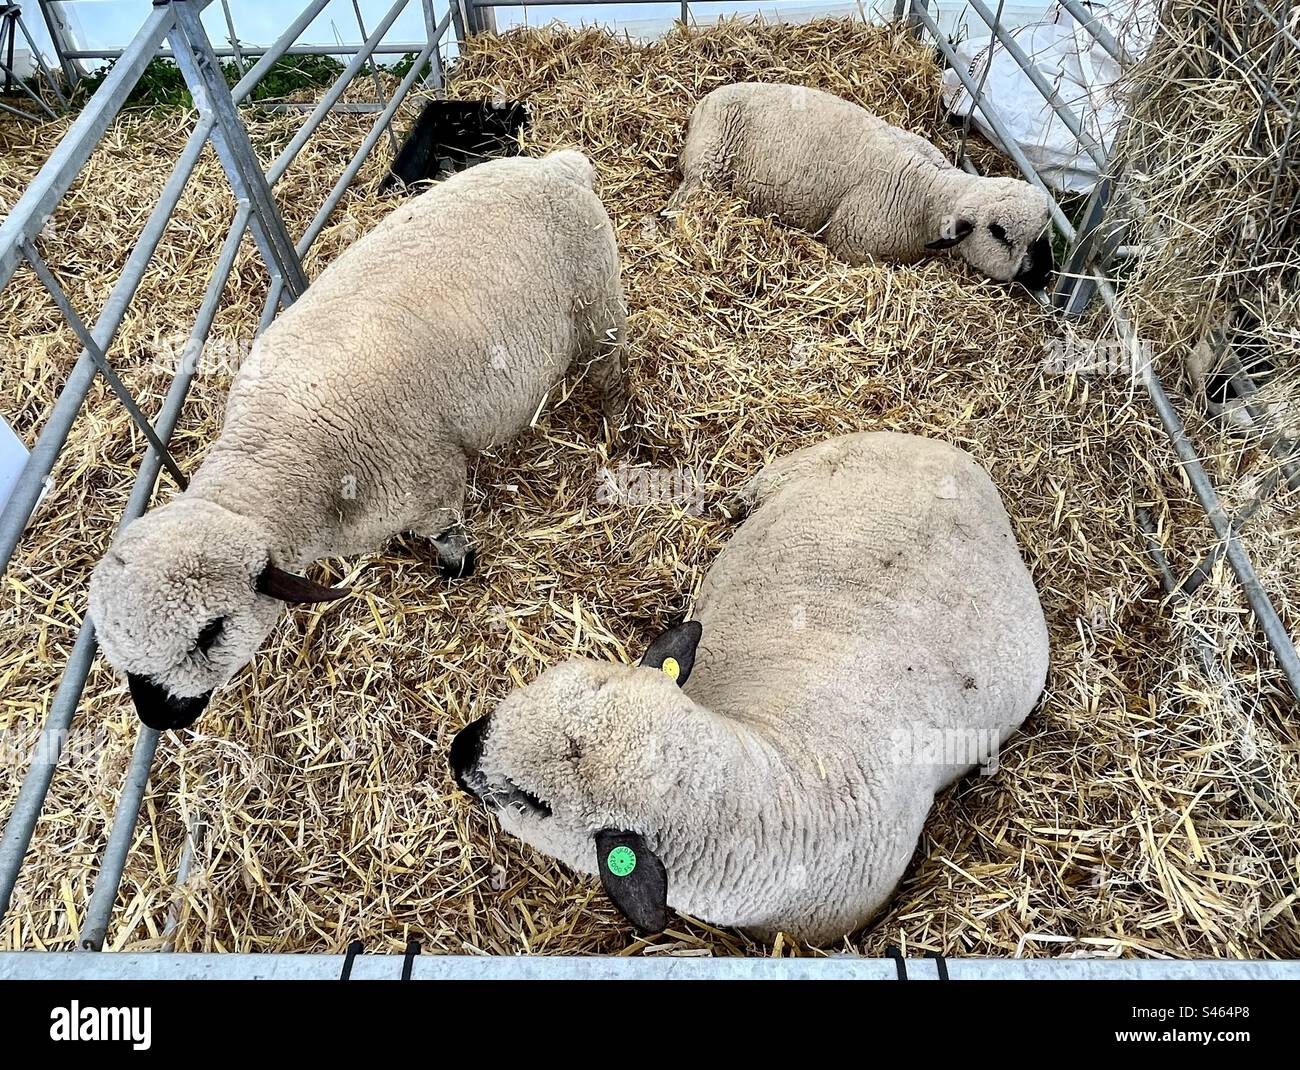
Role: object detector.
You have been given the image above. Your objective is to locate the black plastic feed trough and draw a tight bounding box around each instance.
[380,98,529,191]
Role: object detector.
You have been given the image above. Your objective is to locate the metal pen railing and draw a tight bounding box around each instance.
[897,0,1300,702]
[0,0,454,943]
[1,0,1297,960]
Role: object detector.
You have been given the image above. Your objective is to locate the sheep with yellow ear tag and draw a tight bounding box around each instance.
[450,432,1049,943]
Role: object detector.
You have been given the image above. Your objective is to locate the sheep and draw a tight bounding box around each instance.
[89,149,628,732]
[450,431,1050,943]
[667,82,1055,287]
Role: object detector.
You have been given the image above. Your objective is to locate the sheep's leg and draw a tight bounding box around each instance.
[427,524,476,581]
[586,295,629,428]
[663,175,700,215]
[409,449,476,581]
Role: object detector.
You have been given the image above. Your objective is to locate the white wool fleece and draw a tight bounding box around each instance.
[669,83,1054,285]
[90,150,627,706]
[460,432,1049,944]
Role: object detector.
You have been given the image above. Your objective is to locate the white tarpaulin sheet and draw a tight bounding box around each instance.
[943,0,1160,193]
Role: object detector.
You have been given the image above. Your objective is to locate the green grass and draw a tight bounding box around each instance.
[73,54,350,111]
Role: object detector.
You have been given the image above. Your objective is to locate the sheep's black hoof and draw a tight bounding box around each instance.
[440,545,476,582]
[717,494,750,522]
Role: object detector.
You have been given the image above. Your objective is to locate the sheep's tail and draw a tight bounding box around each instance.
[545,149,596,188]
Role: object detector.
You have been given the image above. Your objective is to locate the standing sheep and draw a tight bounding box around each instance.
[451,431,1049,943]
[668,82,1054,287]
[90,150,628,732]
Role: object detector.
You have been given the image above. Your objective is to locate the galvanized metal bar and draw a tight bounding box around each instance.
[1,0,438,944]
[3,6,14,95]
[0,207,251,927]
[468,0,696,5]
[49,211,251,946]
[1053,174,1118,315]
[474,2,497,33]
[0,11,59,118]
[1249,0,1300,62]
[14,5,67,107]
[450,0,470,47]
[1249,112,1298,263]
[956,0,1008,185]
[0,621,96,922]
[1179,348,1300,595]
[1225,351,1300,490]
[261,37,438,318]
[1136,505,1253,728]
[418,0,444,88]
[228,0,334,100]
[351,0,399,154]
[218,0,245,72]
[161,819,207,951]
[1,951,1297,981]
[263,0,414,186]
[1094,272,1300,701]
[37,0,82,86]
[0,58,57,119]
[62,42,435,61]
[1180,464,1299,597]
[78,728,161,950]
[1055,0,1133,66]
[1194,9,1292,113]
[0,2,176,288]
[0,114,215,577]
[296,40,436,253]
[966,0,1108,169]
[66,23,440,947]
[168,0,308,300]
[911,2,1077,242]
[0,95,43,121]
[20,243,190,489]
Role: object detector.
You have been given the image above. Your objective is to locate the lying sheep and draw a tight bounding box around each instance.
[668,82,1054,287]
[90,149,627,732]
[451,431,1050,943]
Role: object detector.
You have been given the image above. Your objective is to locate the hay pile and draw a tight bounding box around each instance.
[1102,0,1300,939]
[1,18,1297,958]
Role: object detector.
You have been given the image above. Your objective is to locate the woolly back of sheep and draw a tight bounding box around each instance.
[1,17,1297,958]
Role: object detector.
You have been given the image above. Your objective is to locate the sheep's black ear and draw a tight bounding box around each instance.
[255,564,350,604]
[639,620,702,686]
[926,216,974,250]
[595,829,668,934]
[128,673,212,732]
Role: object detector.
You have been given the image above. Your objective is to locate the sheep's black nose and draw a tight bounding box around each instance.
[1016,234,1054,290]
[449,715,490,796]
[127,673,212,732]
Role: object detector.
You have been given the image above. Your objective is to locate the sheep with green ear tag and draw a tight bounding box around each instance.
[666,83,1054,288]
[450,431,1049,943]
[89,150,628,734]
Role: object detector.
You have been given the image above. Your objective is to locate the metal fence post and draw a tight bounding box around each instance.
[1052,175,1119,316]
[37,0,81,87]
[165,0,309,302]
[450,0,470,50]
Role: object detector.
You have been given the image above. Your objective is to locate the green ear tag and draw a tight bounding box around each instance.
[606,845,638,877]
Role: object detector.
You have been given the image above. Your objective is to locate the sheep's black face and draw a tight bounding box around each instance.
[1014,232,1054,290]
[450,715,552,818]
[127,673,213,732]
[88,491,354,734]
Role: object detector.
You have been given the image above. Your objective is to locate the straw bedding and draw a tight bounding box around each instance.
[1110,0,1300,754]
[1,18,1297,958]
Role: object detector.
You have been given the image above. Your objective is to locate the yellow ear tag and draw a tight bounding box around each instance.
[661,657,681,682]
